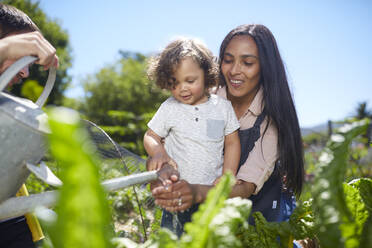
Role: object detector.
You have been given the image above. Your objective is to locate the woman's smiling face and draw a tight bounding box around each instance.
[221,35,261,102]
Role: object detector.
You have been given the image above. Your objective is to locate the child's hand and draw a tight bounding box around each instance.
[213,176,222,186]
[236,179,244,185]
[156,164,180,187]
[147,153,177,171]
[214,177,243,186]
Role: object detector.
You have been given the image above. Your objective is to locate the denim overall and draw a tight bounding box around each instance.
[161,111,296,237]
[238,111,296,224]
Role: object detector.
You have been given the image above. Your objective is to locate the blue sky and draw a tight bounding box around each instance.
[39,0,372,128]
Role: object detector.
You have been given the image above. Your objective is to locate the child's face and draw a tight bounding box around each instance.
[170,57,208,106]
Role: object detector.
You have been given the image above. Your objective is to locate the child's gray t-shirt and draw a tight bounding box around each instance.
[148,94,240,185]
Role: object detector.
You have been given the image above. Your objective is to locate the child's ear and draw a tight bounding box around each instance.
[205,89,211,96]
[208,86,218,95]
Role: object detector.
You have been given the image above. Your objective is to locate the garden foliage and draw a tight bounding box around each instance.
[42,109,371,248]
[80,53,169,156]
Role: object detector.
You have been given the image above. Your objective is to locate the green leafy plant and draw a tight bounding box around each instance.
[311,119,370,248]
[113,173,253,248]
[80,53,169,156]
[343,178,372,248]
[41,109,371,248]
[238,200,314,248]
[44,107,114,248]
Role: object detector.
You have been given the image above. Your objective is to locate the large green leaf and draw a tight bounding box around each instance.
[239,200,315,248]
[311,119,369,248]
[181,173,236,248]
[46,107,113,248]
[348,178,372,248]
[341,180,369,248]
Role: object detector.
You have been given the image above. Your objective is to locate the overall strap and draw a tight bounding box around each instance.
[238,110,266,170]
[237,109,287,225]
[253,110,266,128]
[249,110,266,143]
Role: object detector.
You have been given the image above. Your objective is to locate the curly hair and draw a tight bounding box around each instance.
[147,38,218,90]
[0,3,39,39]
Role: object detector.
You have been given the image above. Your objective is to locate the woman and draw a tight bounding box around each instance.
[150,24,304,231]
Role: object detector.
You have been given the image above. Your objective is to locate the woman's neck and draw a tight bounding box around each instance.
[227,87,259,119]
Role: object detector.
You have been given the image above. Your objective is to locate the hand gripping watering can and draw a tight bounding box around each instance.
[0,56,163,220]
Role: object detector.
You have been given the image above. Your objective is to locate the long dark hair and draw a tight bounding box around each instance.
[219,24,304,195]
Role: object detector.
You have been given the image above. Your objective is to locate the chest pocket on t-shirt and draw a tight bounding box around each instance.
[207,119,225,139]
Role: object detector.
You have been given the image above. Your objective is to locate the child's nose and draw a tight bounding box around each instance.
[19,66,30,78]
[180,82,188,91]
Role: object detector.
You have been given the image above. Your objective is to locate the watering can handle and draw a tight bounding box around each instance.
[0,56,56,107]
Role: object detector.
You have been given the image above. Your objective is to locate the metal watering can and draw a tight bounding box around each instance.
[0,56,160,220]
[0,56,53,204]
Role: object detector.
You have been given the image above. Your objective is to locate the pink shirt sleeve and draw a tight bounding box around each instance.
[236,118,278,194]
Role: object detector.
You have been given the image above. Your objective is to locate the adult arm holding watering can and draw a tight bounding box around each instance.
[0,3,58,248]
[0,31,59,72]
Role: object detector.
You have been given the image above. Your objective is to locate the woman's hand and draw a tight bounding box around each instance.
[151,180,214,212]
[151,173,255,213]
[152,179,196,212]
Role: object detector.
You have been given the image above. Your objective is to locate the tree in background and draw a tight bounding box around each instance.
[354,101,372,120]
[81,51,169,156]
[3,0,72,105]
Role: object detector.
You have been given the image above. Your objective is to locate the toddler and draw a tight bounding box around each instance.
[144,37,240,187]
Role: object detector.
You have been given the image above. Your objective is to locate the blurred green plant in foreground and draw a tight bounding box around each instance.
[42,107,113,248]
[40,108,371,248]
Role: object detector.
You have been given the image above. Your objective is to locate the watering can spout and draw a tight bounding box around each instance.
[26,162,62,187]
[0,170,161,220]
[0,165,180,220]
